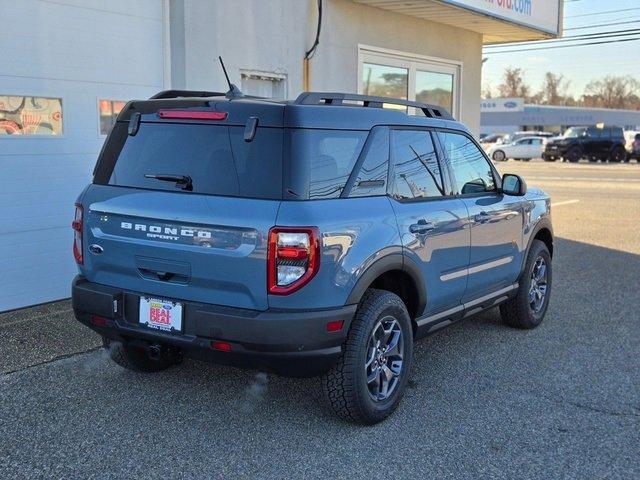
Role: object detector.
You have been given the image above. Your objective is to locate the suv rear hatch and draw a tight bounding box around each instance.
[80,100,284,311]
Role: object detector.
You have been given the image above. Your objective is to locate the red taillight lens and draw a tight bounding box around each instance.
[267,227,320,295]
[72,203,83,264]
[158,110,228,120]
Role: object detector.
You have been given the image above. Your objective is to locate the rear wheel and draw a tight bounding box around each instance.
[492,150,506,162]
[500,240,552,329]
[103,338,175,372]
[609,146,626,163]
[322,289,413,424]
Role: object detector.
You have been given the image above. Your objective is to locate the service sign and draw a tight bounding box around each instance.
[481,98,525,112]
[444,0,561,35]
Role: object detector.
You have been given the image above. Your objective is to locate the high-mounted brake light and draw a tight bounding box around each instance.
[157,110,228,120]
[268,227,320,295]
[72,203,83,264]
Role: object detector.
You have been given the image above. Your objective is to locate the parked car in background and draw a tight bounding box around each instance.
[503,131,554,145]
[543,125,626,162]
[488,136,546,162]
[479,133,506,145]
[624,131,640,162]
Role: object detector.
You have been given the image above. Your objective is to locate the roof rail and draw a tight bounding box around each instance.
[149,90,227,100]
[294,92,453,119]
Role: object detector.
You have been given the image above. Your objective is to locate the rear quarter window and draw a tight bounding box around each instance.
[288,129,367,199]
[93,122,283,199]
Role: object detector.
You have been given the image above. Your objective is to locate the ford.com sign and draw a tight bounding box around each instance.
[444,0,560,34]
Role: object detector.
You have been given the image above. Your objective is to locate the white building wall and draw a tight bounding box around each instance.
[0,0,166,311]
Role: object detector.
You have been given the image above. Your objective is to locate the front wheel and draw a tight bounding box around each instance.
[492,150,506,162]
[566,146,582,163]
[322,289,413,424]
[500,240,552,329]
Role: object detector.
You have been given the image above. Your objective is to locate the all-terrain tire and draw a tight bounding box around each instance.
[103,338,174,372]
[566,146,582,163]
[500,240,552,329]
[322,289,413,424]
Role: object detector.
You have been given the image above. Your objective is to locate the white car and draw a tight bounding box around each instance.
[487,136,546,162]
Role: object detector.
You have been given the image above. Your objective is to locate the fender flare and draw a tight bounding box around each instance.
[521,217,554,272]
[345,250,427,316]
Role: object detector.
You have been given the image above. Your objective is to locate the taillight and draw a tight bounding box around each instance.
[268,227,320,295]
[72,203,83,264]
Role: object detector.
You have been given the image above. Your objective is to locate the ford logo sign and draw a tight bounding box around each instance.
[504,101,517,109]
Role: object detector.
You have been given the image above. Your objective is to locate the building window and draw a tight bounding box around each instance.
[415,70,454,114]
[359,46,461,118]
[99,99,126,135]
[0,95,63,136]
[240,71,286,99]
[362,63,408,101]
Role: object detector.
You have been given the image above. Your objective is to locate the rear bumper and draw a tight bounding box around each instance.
[72,275,355,377]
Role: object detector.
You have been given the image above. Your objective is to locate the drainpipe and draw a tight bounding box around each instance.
[303,0,322,92]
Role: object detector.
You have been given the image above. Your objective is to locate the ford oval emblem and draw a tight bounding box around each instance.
[89,244,104,254]
[504,101,517,108]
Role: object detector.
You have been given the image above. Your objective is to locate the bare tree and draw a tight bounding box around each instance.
[582,76,640,109]
[482,82,493,99]
[497,67,530,99]
[538,72,571,105]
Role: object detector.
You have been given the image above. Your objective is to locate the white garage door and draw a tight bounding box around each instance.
[0,0,167,311]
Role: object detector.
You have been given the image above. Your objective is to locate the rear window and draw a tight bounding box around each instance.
[94,122,283,199]
[288,129,367,199]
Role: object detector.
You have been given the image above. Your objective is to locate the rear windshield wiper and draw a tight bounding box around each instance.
[144,174,193,191]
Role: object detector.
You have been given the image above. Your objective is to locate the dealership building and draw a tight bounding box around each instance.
[481,98,640,135]
[0,0,562,311]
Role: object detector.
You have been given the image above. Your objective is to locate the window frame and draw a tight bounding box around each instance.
[0,94,65,138]
[434,128,502,198]
[342,125,391,199]
[386,126,453,204]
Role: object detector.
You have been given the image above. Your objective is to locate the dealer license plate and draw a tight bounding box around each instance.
[139,297,183,332]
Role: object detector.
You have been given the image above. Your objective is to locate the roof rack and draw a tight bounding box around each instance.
[294,92,453,119]
[149,90,227,100]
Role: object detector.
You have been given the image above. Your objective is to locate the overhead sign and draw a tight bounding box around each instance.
[481,98,525,112]
[443,0,561,35]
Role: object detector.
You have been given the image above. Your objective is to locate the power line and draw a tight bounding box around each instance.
[565,19,640,31]
[484,28,640,48]
[485,36,640,54]
[565,7,638,18]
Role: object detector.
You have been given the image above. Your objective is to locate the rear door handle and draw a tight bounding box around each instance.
[409,220,436,234]
[474,211,491,223]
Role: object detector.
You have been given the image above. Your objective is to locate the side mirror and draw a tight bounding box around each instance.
[501,173,527,196]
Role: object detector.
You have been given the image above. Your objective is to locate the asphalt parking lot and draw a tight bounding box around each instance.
[1,160,639,479]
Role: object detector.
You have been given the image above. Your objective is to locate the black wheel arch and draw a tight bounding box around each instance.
[345,251,426,321]
[521,218,554,273]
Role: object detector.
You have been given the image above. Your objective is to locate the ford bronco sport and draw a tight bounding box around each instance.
[543,125,626,163]
[72,90,554,424]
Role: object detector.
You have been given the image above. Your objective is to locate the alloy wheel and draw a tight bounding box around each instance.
[365,316,404,401]
[529,257,548,313]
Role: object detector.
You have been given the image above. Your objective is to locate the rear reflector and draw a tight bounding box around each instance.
[211,341,232,352]
[326,320,344,333]
[90,315,109,327]
[158,110,228,120]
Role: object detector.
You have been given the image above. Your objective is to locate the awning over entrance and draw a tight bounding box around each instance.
[353,0,562,44]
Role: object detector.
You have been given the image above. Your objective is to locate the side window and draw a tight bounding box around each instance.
[586,127,601,138]
[391,130,445,200]
[532,138,543,145]
[349,127,389,198]
[437,131,496,195]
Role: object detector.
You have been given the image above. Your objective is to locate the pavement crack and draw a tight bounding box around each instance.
[558,398,640,418]
[1,347,102,376]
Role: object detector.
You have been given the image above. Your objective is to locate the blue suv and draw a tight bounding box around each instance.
[72,90,554,424]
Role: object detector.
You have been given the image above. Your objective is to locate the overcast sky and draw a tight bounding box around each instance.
[481,0,640,98]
